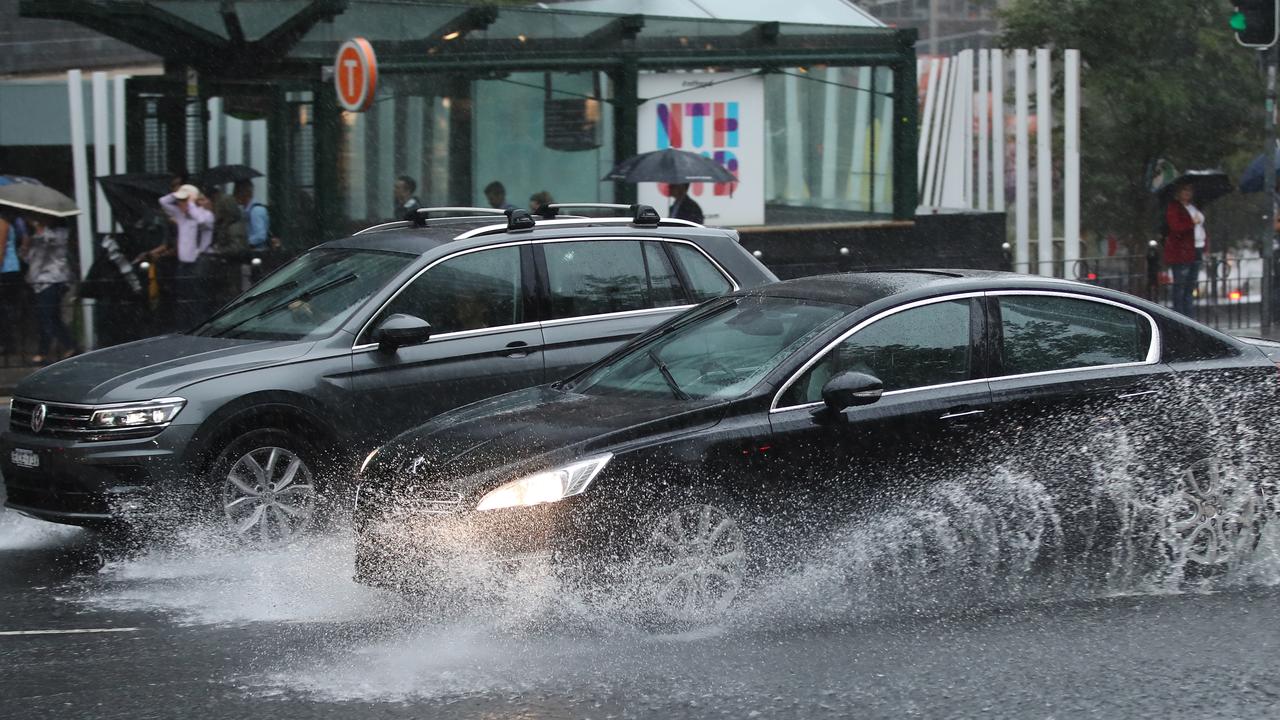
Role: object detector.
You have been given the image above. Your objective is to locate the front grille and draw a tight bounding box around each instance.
[8,398,163,441]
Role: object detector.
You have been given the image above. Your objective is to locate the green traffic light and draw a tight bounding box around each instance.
[1232,11,1248,31]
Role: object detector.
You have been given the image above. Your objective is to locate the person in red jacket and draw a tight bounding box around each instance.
[1164,183,1206,318]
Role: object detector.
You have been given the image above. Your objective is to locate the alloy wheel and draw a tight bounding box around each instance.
[1164,458,1266,572]
[221,446,316,547]
[636,503,746,623]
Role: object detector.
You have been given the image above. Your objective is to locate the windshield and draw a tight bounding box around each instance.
[192,249,413,341]
[570,296,848,401]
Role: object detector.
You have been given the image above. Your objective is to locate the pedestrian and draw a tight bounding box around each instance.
[20,214,78,364]
[234,180,274,252]
[484,181,517,211]
[159,183,215,328]
[394,175,422,220]
[1164,182,1206,318]
[529,190,554,216]
[0,210,25,357]
[208,184,247,304]
[667,183,705,224]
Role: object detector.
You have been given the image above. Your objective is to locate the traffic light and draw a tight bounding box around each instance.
[1232,0,1279,48]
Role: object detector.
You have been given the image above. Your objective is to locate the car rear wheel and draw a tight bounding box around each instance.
[1162,457,1268,580]
[210,429,318,547]
[630,501,748,625]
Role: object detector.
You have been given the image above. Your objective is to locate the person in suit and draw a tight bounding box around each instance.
[668,183,704,224]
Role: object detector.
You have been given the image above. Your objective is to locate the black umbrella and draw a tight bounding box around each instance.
[603,148,738,184]
[1155,170,1233,208]
[97,173,173,256]
[199,164,262,187]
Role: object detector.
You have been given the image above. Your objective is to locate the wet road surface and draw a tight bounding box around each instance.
[1,512,1278,720]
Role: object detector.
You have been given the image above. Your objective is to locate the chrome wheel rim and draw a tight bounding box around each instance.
[638,503,745,622]
[221,446,316,546]
[1165,458,1265,569]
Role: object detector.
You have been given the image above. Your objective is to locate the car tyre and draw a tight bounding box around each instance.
[625,496,749,627]
[1161,457,1268,582]
[208,428,320,547]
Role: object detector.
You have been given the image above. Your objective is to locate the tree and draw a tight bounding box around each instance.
[1001,0,1265,253]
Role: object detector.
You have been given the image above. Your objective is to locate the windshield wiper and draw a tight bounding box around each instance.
[202,280,299,325]
[209,273,358,337]
[647,349,690,401]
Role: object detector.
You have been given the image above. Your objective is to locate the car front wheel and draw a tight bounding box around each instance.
[209,428,319,547]
[629,500,748,625]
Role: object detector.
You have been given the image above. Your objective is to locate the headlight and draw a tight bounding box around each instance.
[89,398,186,429]
[475,454,612,512]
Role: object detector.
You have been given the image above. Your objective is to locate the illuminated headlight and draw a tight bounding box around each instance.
[475,454,612,512]
[90,399,185,429]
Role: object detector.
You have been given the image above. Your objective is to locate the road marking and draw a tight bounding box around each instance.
[0,627,139,636]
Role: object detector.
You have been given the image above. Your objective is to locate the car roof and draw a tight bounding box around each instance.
[749,269,1100,307]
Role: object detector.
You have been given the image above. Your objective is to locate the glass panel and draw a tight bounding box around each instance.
[378,246,523,335]
[764,66,894,221]
[999,296,1149,375]
[194,248,412,342]
[544,240,649,318]
[643,242,685,308]
[473,72,613,209]
[781,299,972,405]
[670,244,732,302]
[574,297,846,401]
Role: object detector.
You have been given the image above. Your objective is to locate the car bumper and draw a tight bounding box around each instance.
[353,495,604,591]
[0,423,199,526]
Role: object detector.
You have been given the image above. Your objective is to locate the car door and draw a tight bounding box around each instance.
[981,291,1176,511]
[765,295,993,511]
[350,243,544,442]
[537,238,719,380]
[983,291,1173,435]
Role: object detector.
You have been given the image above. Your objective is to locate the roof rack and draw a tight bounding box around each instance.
[534,202,632,219]
[352,207,508,235]
[453,206,700,240]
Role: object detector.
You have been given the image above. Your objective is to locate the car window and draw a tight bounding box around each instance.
[643,241,685,308]
[194,248,413,342]
[779,299,973,406]
[671,243,733,302]
[543,239,679,319]
[572,296,847,401]
[998,295,1150,375]
[374,246,524,336]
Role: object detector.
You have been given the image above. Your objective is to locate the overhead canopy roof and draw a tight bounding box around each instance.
[22,0,914,77]
[549,0,884,27]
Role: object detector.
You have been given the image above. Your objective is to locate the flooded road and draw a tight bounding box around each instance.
[2,508,1279,720]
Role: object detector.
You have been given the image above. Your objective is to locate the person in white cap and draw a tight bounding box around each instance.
[158,183,215,328]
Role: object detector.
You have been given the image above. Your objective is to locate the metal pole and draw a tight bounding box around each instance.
[1264,44,1276,332]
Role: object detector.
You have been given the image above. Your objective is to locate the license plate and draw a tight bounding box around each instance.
[10,448,39,469]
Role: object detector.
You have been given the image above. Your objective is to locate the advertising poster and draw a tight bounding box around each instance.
[636,72,765,227]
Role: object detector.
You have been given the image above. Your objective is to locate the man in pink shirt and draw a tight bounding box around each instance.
[159,184,215,327]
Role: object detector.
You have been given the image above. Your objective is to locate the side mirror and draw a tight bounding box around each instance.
[371,313,432,352]
[821,371,884,413]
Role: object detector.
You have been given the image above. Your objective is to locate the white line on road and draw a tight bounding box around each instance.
[0,627,139,636]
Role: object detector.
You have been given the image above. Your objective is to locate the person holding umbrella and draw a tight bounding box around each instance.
[20,213,78,364]
[667,183,704,224]
[0,209,25,358]
[1164,182,1207,319]
[603,148,735,224]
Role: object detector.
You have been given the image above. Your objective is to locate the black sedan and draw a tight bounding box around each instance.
[353,270,1280,621]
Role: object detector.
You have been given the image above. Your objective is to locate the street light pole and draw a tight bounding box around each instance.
[1264,43,1277,332]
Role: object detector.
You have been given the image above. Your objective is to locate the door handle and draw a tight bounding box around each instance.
[504,341,531,358]
[1117,390,1158,400]
[940,409,986,420]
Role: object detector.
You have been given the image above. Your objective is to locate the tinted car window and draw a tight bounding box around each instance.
[573,296,846,401]
[376,246,524,336]
[544,240,671,319]
[195,248,413,341]
[643,241,685,308]
[671,243,733,302]
[780,299,973,406]
[998,295,1149,375]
